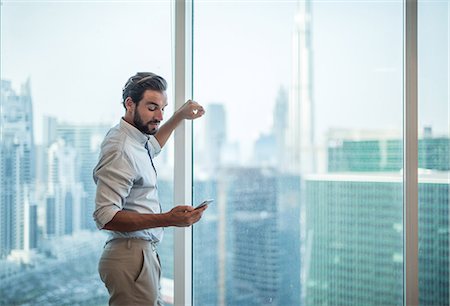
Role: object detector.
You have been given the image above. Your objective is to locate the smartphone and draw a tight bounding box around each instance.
[194,199,214,210]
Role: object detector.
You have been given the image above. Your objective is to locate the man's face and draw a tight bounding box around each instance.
[133,90,168,135]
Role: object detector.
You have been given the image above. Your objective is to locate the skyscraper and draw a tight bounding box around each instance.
[218,167,281,305]
[286,0,315,175]
[193,179,219,306]
[45,140,83,237]
[203,103,227,175]
[252,87,289,167]
[285,4,315,304]
[0,79,36,258]
[42,117,109,231]
[277,174,302,306]
[327,128,449,172]
[303,171,449,306]
[304,173,404,306]
[274,86,289,164]
[303,131,450,305]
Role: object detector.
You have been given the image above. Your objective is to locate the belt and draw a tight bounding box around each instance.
[105,238,158,252]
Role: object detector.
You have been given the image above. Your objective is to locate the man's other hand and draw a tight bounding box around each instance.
[177,100,205,120]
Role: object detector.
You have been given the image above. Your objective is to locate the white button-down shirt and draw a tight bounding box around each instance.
[93,118,163,243]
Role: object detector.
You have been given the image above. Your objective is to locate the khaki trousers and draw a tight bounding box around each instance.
[98,239,164,306]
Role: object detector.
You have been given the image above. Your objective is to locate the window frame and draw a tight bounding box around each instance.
[403,1,419,305]
[172,1,420,305]
[173,0,194,305]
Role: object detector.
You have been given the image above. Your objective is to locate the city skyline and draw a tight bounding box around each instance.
[1,74,449,305]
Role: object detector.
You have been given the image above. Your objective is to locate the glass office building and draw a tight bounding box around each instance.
[304,172,449,306]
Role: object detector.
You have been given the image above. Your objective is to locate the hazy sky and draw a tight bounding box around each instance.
[1,0,448,147]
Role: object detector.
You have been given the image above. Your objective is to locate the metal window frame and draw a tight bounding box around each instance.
[172,0,421,305]
[404,0,419,305]
[173,0,194,305]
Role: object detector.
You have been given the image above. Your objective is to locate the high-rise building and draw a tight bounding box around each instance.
[252,86,289,167]
[203,104,227,175]
[217,167,281,305]
[308,128,450,305]
[193,179,219,306]
[252,134,276,166]
[45,140,83,237]
[419,177,449,306]
[303,171,449,306]
[286,0,315,175]
[274,86,289,164]
[42,117,109,231]
[303,173,403,306]
[0,79,36,258]
[277,174,302,306]
[327,129,449,172]
[192,170,302,306]
[28,203,38,249]
[418,136,450,171]
[316,128,449,305]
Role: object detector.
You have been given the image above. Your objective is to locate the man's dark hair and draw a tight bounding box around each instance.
[122,72,167,109]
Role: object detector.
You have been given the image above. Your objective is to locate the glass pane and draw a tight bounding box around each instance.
[192,1,403,305]
[0,2,174,304]
[418,1,449,305]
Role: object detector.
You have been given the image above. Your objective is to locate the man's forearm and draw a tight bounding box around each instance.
[103,210,174,232]
[154,111,183,148]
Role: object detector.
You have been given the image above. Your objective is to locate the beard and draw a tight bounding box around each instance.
[133,110,159,135]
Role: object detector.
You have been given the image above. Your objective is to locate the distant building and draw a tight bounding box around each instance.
[203,104,227,175]
[0,79,37,258]
[273,87,289,165]
[190,169,302,306]
[286,0,316,175]
[193,179,219,306]
[252,134,276,166]
[327,129,449,172]
[217,167,281,305]
[45,140,83,237]
[42,117,109,231]
[277,174,302,306]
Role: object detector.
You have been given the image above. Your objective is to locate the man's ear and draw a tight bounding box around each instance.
[125,97,135,111]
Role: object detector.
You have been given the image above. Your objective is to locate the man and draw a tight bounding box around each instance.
[93,72,207,306]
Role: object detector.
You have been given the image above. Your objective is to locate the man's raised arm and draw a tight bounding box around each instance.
[154,100,205,148]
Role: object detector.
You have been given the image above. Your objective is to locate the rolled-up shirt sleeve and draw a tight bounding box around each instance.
[93,151,135,229]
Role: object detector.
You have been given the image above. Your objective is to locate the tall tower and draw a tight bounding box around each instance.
[286,0,315,175]
[274,86,289,165]
[204,104,226,175]
[0,79,36,258]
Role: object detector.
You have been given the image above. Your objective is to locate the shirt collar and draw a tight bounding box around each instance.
[120,118,150,145]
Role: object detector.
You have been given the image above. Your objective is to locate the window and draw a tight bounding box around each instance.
[2,1,448,305]
[192,1,407,305]
[0,1,175,304]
